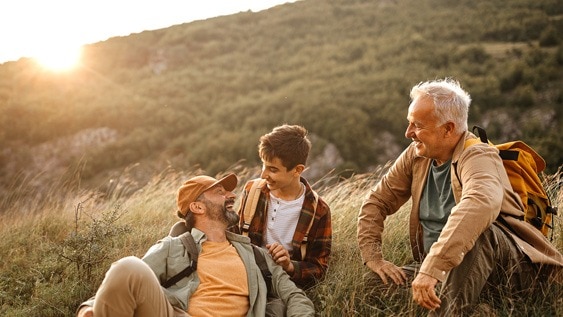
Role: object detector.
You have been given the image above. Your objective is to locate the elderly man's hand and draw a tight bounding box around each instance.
[366,259,407,285]
[412,273,441,311]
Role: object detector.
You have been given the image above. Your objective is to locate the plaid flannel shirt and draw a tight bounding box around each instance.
[234,177,332,289]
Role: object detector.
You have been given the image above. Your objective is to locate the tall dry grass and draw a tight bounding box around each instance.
[309,167,563,316]
[0,165,561,316]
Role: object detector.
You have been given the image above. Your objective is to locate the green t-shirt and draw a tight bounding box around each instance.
[419,160,456,254]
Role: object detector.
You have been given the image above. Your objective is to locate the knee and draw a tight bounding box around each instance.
[111,256,146,271]
[104,256,152,284]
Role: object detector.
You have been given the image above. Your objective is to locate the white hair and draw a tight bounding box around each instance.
[410,78,471,134]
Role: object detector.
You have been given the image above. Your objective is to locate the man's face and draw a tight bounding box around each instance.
[404,96,450,163]
[200,185,238,226]
[260,156,299,192]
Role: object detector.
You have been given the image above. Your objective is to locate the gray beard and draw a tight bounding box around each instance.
[224,210,240,228]
[204,199,239,227]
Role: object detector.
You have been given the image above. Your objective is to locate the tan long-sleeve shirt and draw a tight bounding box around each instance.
[358,131,563,282]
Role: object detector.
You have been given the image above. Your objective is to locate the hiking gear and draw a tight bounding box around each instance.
[162,231,272,295]
[241,178,319,259]
[463,126,557,240]
[161,232,199,288]
[141,228,315,314]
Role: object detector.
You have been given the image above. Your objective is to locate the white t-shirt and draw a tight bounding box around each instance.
[265,185,306,252]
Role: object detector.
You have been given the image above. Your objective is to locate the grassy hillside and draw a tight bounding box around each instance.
[0,0,562,208]
[0,165,561,316]
[0,0,562,311]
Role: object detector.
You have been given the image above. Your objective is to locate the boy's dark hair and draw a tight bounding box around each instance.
[259,124,311,170]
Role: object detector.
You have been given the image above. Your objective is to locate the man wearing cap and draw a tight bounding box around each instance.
[76,174,314,317]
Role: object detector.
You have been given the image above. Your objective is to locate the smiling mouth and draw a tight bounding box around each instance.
[225,200,235,210]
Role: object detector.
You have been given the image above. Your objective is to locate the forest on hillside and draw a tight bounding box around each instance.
[0,0,561,206]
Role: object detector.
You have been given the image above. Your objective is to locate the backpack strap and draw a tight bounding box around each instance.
[160,233,276,292]
[473,125,521,162]
[241,179,267,236]
[242,178,319,259]
[456,125,492,182]
[455,130,485,188]
[161,232,199,288]
[252,245,273,296]
[471,125,520,160]
[300,190,319,260]
[472,125,488,144]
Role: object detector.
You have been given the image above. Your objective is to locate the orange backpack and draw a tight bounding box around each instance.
[464,126,558,240]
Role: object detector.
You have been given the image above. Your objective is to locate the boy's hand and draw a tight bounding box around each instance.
[266,242,295,274]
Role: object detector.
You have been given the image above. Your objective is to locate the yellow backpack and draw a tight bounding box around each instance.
[464,126,558,240]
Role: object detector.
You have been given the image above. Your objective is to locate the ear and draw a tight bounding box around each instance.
[444,121,456,136]
[294,164,305,175]
[189,201,205,215]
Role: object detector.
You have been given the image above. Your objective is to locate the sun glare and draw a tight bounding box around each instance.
[34,44,82,71]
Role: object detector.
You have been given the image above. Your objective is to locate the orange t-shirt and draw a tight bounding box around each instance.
[187,240,249,317]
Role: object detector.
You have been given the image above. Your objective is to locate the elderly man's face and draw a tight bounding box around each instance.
[405,96,452,165]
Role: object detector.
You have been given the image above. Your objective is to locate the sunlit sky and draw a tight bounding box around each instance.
[0,0,297,67]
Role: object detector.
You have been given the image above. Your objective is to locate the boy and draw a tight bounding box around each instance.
[235,124,332,289]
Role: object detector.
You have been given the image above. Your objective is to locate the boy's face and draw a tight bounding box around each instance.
[260,157,301,192]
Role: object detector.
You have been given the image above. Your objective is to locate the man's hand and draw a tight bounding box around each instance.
[266,242,294,274]
[366,259,407,285]
[77,306,93,317]
[412,273,441,311]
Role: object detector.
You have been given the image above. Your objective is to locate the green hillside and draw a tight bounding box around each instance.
[0,0,561,204]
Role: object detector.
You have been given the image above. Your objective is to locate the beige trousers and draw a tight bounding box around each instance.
[92,256,187,317]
